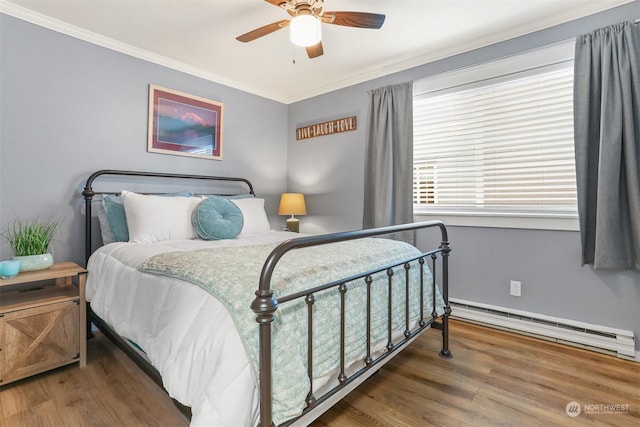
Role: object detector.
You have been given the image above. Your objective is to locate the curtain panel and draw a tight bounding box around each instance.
[574,21,640,270]
[363,82,414,243]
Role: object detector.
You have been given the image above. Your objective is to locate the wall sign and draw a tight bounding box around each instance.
[296,116,357,140]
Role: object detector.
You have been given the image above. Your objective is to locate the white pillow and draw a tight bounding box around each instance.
[231,198,271,235]
[121,190,201,243]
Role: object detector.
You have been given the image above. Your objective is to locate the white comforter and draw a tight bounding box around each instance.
[86,231,296,427]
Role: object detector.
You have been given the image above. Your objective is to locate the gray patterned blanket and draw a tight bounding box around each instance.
[138,237,444,424]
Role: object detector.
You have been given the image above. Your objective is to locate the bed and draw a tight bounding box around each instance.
[82,169,452,426]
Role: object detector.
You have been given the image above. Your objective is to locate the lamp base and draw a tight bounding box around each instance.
[285,217,300,233]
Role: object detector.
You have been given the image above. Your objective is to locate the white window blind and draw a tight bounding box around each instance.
[413,58,577,217]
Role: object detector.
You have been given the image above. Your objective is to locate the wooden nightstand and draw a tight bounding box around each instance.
[0,262,87,386]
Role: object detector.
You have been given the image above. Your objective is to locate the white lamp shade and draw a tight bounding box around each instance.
[290,15,321,47]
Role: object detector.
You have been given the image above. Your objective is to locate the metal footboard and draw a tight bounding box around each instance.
[251,221,452,426]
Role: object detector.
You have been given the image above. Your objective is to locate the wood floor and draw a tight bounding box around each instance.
[1,320,638,426]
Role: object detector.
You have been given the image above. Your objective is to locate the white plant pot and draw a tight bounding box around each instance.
[14,253,54,272]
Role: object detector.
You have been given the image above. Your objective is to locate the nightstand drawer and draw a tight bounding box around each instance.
[0,299,80,385]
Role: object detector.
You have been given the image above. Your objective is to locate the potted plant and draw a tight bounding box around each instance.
[1,217,58,272]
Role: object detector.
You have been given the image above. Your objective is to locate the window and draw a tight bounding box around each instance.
[413,42,578,230]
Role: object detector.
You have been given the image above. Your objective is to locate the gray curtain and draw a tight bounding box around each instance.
[574,21,640,270]
[363,82,414,243]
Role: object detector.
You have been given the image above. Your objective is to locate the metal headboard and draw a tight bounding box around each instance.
[81,169,255,265]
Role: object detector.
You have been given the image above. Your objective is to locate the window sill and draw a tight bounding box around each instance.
[414,211,579,231]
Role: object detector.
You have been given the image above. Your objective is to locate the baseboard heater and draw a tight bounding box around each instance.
[449,298,637,361]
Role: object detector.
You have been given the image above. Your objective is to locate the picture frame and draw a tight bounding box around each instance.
[148,84,223,160]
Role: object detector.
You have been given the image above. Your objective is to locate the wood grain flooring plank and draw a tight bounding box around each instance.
[1,320,637,427]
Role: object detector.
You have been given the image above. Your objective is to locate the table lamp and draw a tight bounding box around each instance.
[278,193,307,233]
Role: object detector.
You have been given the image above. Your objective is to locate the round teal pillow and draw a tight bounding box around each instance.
[192,196,244,240]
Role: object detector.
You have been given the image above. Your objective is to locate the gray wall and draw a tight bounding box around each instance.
[287,1,640,350]
[0,14,288,264]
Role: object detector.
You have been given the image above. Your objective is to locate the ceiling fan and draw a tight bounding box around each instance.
[236,0,385,59]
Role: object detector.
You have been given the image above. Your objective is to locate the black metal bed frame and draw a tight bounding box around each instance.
[82,169,452,427]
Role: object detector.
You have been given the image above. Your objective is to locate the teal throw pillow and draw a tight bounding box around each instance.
[192,196,244,240]
[102,194,129,242]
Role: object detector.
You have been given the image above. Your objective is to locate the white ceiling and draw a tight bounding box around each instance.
[1,0,635,103]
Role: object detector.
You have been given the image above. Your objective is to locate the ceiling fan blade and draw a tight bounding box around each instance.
[321,11,385,29]
[306,41,324,59]
[264,0,286,6]
[236,19,290,43]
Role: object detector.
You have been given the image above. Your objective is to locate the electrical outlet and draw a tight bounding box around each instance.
[510,280,521,297]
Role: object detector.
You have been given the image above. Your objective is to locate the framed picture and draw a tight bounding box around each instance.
[148,84,223,160]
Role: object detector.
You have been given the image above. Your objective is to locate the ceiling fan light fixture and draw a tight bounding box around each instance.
[290,15,321,47]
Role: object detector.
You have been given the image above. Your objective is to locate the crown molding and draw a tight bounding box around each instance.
[1,0,635,105]
[0,1,286,103]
